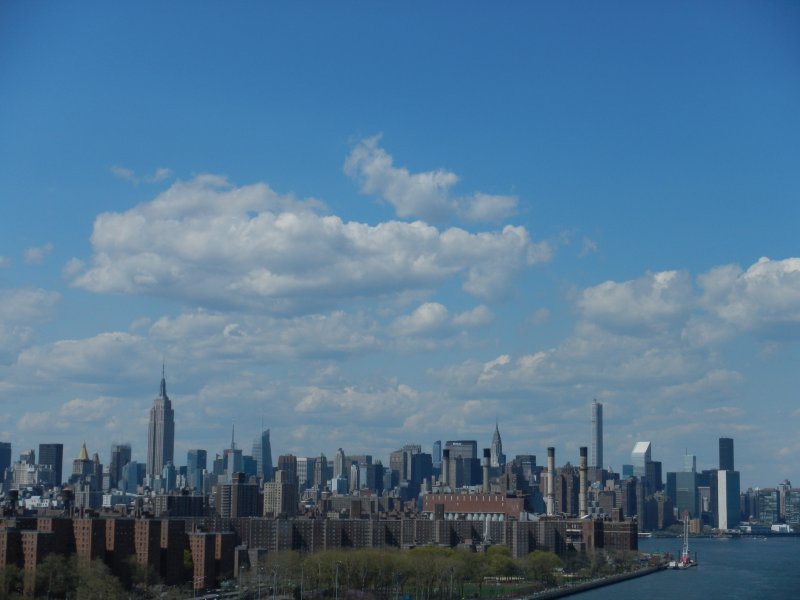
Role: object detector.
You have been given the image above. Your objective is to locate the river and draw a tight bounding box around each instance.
[572,536,800,599]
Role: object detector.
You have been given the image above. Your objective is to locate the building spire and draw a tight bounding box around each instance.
[231,423,235,450]
[159,360,167,399]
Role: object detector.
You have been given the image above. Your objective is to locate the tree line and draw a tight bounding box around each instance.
[0,545,643,599]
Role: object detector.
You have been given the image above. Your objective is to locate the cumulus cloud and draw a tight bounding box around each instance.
[18,411,54,432]
[0,288,60,323]
[452,305,494,328]
[111,165,173,184]
[69,175,548,311]
[578,270,693,335]
[24,243,53,265]
[0,288,60,363]
[392,302,494,338]
[344,136,518,223]
[698,257,800,339]
[294,381,422,419]
[579,237,598,257]
[60,396,118,421]
[149,309,381,360]
[392,303,450,336]
[15,331,147,382]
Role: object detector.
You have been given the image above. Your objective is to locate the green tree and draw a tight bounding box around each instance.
[75,559,126,600]
[526,550,563,586]
[34,554,78,599]
[0,564,23,599]
[486,545,519,577]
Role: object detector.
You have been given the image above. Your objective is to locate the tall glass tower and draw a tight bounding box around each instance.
[147,365,175,477]
[591,399,603,470]
[252,429,274,482]
[719,437,734,471]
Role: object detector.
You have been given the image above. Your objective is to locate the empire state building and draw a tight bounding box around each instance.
[147,366,175,477]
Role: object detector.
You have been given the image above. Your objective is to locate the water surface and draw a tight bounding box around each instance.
[573,536,800,599]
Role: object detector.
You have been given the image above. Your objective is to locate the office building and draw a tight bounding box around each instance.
[683,453,696,473]
[38,443,64,487]
[223,428,243,484]
[631,442,651,479]
[147,366,175,478]
[490,422,506,468]
[432,440,442,472]
[674,471,699,518]
[314,454,328,490]
[333,448,347,480]
[252,429,273,482]
[0,442,10,478]
[214,472,259,518]
[591,400,603,470]
[108,443,131,490]
[717,469,740,530]
[277,454,297,485]
[187,449,207,490]
[296,457,311,489]
[263,470,298,517]
[444,440,480,487]
[719,437,734,471]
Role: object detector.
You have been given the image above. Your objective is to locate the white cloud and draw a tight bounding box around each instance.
[579,237,598,257]
[0,256,10,268]
[344,136,518,223]
[149,309,381,360]
[391,302,493,339]
[111,165,174,184]
[453,305,494,328]
[24,243,53,265]
[18,411,54,432]
[578,270,693,335]
[0,288,60,363]
[15,331,147,382]
[60,396,118,421]
[392,303,450,336]
[698,257,800,339]
[294,381,422,419]
[526,307,551,326]
[69,175,548,311]
[0,288,60,322]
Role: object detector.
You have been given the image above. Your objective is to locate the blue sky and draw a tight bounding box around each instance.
[1,2,798,487]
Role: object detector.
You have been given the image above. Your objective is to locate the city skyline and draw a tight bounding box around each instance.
[2,378,788,492]
[1,4,799,487]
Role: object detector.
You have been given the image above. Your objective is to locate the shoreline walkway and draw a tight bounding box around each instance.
[520,566,664,599]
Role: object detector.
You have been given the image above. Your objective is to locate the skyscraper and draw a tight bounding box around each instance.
[333,448,347,480]
[490,422,506,468]
[591,400,603,470]
[719,437,734,471]
[223,426,243,483]
[109,443,131,489]
[252,429,274,482]
[631,441,651,479]
[187,449,207,491]
[432,440,442,471]
[0,442,10,478]
[38,443,64,486]
[717,469,741,530]
[147,366,175,478]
